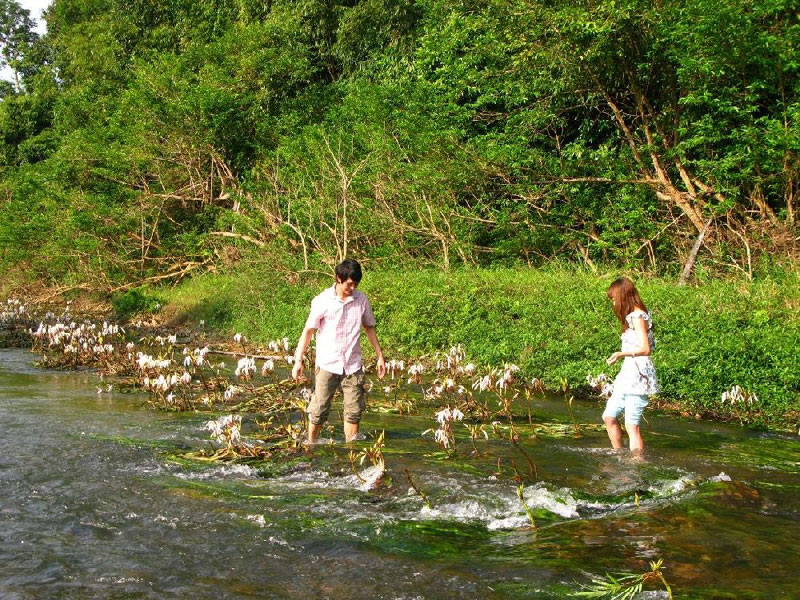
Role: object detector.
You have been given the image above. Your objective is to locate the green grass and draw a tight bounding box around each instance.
[150,265,800,429]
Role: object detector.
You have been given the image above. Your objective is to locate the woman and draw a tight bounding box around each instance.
[603,277,659,451]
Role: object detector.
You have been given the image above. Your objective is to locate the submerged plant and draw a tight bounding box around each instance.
[349,430,386,489]
[464,422,489,456]
[516,483,537,529]
[404,468,433,510]
[566,395,582,436]
[573,558,673,599]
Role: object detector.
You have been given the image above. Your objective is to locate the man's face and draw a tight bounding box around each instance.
[336,277,358,297]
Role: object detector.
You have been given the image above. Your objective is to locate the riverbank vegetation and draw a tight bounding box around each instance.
[5,264,799,430]
[160,266,800,430]
[0,0,798,429]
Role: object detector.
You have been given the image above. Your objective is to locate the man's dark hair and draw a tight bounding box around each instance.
[335,259,363,283]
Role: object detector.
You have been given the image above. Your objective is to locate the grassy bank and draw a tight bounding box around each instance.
[140,266,799,430]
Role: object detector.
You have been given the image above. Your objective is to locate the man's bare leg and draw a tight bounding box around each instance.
[604,417,623,449]
[308,423,322,444]
[344,421,359,442]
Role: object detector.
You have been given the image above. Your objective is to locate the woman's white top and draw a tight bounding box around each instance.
[612,310,660,396]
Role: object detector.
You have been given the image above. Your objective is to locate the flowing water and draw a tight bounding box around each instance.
[1,348,799,599]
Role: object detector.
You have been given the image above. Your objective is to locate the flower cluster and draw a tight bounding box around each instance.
[387,359,405,379]
[0,299,27,323]
[434,344,467,374]
[235,356,257,379]
[721,385,759,405]
[31,320,127,367]
[423,406,464,450]
[586,373,614,398]
[266,338,291,353]
[182,346,210,367]
[205,414,242,446]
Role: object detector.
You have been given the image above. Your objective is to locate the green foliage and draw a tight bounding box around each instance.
[111,288,163,319]
[1,0,798,288]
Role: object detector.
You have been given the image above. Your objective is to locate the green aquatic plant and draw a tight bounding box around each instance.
[349,430,386,482]
[516,483,537,529]
[464,422,489,456]
[404,468,433,510]
[574,558,673,599]
[511,434,538,481]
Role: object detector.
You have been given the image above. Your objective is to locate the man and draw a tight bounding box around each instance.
[292,259,386,443]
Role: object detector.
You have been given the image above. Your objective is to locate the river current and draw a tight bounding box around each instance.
[1,348,799,599]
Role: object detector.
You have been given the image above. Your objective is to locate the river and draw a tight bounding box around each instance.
[1,348,799,599]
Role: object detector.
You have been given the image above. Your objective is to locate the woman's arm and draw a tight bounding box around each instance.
[629,317,651,357]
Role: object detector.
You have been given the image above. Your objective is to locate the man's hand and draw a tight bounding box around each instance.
[292,361,305,382]
[376,355,386,379]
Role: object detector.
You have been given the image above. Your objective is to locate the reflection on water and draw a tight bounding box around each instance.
[1,348,799,599]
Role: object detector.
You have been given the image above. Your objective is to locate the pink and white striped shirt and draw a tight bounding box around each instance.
[304,286,376,375]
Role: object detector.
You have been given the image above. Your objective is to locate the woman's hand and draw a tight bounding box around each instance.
[606,351,625,365]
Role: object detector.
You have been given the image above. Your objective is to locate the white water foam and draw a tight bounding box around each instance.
[154,515,178,529]
[175,463,258,480]
[245,514,267,527]
[356,465,386,492]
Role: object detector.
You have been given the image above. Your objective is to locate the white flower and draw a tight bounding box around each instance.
[235,357,256,378]
[434,429,450,447]
[472,375,490,392]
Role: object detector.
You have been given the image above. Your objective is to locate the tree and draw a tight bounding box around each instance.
[0,0,38,91]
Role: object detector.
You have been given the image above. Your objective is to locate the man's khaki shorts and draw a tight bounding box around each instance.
[307,367,367,425]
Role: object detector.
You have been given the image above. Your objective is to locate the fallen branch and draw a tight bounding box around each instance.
[679,218,713,285]
[208,231,268,248]
[109,259,214,293]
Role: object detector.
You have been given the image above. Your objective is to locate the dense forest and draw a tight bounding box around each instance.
[0,0,798,291]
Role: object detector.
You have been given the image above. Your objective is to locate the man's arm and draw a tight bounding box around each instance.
[292,327,316,382]
[364,325,386,379]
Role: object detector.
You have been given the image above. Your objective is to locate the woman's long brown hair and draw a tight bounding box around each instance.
[607,277,647,331]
